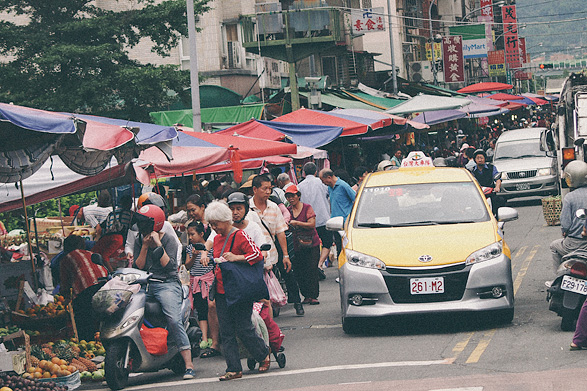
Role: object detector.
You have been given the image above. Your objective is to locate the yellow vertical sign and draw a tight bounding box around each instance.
[425,42,442,61]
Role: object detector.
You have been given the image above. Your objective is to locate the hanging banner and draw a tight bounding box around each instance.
[502,5,521,68]
[478,0,494,22]
[519,37,527,64]
[488,50,506,76]
[442,35,464,83]
[449,24,488,58]
[351,8,385,34]
[425,42,442,61]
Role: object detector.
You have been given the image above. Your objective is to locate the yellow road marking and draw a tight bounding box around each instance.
[466,329,497,363]
[513,245,539,296]
[451,332,474,359]
[450,245,538,364]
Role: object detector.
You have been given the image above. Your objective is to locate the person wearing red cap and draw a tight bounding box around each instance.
[285,185,321,305]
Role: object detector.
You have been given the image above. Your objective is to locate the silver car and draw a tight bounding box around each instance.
[492,127,559,200]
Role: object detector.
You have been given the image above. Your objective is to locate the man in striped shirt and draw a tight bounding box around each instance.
[60,235,108,341]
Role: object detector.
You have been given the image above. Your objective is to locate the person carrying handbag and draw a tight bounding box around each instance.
[285,185,321,305]
[202,201,270,381]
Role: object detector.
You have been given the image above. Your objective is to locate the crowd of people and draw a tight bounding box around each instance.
[50,106,562,381]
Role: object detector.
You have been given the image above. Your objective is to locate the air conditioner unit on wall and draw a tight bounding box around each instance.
[227,41,242,69]
[408,61,443,83]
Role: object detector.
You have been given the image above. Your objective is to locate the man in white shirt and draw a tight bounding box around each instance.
[298,162,333,269]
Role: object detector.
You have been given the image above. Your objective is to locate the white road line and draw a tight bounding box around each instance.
[120,359,453,390]
[430,388,483,391]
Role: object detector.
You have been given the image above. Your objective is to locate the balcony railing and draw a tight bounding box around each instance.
[241,7,345,62]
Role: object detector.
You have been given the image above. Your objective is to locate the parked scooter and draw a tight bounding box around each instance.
[546,209,587,331]
[99,266,201,390]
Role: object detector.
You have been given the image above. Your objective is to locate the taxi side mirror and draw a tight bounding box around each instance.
[497,207,518,223]
[326,216,344,231]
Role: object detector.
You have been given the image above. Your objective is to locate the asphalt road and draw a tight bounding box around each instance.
[82,197,587,391]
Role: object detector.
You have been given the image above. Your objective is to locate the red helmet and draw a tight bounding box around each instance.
[137,204,165,233]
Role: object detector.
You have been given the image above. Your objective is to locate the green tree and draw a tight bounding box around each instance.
[0,0,210,121]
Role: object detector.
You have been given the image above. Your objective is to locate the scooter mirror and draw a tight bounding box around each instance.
[493,172,502,181]
[576,209,587,220]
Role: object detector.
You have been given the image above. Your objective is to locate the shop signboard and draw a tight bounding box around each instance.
[442,35,464,83]
[488,50,506,77]
[519,37,527,64]
[478,0,494,22]
[351,8,385,34]
[502,5,521,68]
[425,42,442,61]
[449,24,487,58]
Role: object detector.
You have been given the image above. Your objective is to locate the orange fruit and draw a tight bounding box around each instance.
[33,372,42,379]
[42,371,51,378]
[60,359,67,366]
[51,357,60,364]
[39,360,47,369]
[51,374,57,378]
[63,370,71,376]
[34,367,43,374]
[67,365,75,373]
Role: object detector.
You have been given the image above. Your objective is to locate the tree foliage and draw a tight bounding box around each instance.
[0,0,210,121]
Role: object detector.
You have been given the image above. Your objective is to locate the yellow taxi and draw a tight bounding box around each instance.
[326,154,519,333]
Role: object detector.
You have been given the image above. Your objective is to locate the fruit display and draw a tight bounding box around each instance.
[26,338,105,382]
[0,326,21,337]
[14,296,69,320]
[0,374,68,391]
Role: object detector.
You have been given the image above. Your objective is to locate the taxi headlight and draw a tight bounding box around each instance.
[466,241,503,266]
[537,168,554,176]
[346,249,386,270]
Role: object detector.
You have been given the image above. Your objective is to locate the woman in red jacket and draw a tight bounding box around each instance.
[203,201,270,381]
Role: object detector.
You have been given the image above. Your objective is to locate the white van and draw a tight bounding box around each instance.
[492,127,559,200]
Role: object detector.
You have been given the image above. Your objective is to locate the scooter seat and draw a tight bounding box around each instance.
[144,299,168,328]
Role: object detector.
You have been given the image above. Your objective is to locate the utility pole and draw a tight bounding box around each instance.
[386,0,398,95]
[186,0,202,131]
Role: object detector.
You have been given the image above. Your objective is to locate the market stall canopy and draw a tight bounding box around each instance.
[215,119,342,148]
[341,91,404,110]
[136,130,297,182]
[0,157,134,213]
[467,95,509,107]
[297,91,384,111]
[457,82,513,94]
[501,101,527,110]
[0,103,138,183]
[520,95,549,105]
[385,94,471,115]
[412,110,467,126]
[149,104,266,128]
[459,99,508,117]
[273,108,373,136]
[488,93,525,101]
[194,156,292,176]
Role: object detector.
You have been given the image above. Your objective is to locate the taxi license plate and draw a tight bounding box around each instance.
[515,183,531,191]
[410,277,444,295]
[561,275,587,295]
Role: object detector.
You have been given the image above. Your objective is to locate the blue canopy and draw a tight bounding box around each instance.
[0,102,75,134]
[172,131,223,148]
[216,119,342,148]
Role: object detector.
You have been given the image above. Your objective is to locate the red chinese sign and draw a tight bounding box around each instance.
[478,0,493,22]
[442,35,464,83]
[351,8,385,35]
[502,5,521,68]
[519,37,526,64]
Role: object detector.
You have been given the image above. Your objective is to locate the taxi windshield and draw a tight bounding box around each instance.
[354,182,491,227]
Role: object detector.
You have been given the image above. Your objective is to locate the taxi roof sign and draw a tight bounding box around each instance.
[401,151,434,168]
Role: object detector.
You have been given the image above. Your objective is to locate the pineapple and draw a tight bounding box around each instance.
[53,341,75,362]
[30,344,52,360]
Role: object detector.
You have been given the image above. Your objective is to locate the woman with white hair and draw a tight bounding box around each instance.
[203,201,270,381]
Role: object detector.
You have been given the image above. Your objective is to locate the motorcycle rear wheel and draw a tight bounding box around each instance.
[105,341,130,390]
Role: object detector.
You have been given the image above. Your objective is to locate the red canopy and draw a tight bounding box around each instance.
[457,82,513,94]
[216,119,286,142]
[501,101,527,110]
[488,93,525,101]
[273,108,372,136]
[137,131,297,181]
[195,156,292,175]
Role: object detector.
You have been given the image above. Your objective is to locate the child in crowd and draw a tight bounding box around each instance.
[185,221,215,351]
